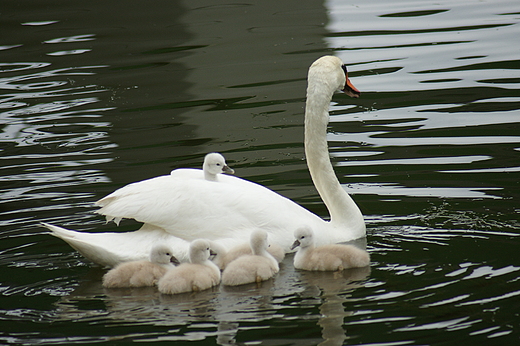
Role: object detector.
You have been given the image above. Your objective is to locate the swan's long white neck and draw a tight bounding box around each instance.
[304,62,365,237]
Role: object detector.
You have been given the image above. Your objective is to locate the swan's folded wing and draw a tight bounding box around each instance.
[94,173,324,246]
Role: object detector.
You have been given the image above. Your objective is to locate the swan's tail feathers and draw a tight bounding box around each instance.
[41,222,79,239]
[95,195,113,207]
[40,222,129,268]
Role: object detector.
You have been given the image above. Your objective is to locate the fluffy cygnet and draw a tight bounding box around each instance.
[221,230,279,286]
[291,227,370,271]
[210,239,285,270]
[102,244,179,288]
[158,239,221,294]
[203,152,234,181]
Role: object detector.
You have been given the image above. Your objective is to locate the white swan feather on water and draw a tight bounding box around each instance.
[42,55,365,266]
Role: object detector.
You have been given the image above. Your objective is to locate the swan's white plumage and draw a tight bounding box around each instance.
[157,239,221,294]
[221,230,279,286]
[102,244,177,288]
[291,227,370,271]
[43,56,366,266]
[95,169,327,247]
[42,222,190,267]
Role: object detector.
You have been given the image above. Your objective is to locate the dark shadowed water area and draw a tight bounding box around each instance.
[1,0,519,344]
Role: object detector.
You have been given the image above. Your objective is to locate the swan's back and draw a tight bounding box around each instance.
[95,172,326,248]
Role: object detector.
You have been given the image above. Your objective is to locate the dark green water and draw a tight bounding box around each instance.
[1,0,519,344]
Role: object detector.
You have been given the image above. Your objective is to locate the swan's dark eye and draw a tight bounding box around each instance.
[341,64,347,75]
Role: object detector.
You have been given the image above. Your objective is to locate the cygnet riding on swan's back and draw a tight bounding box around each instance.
[291,227,370,271]
[203,152,234,181]
[221,230,279,286]
[104,152,234,226]
[41,152,234,267]
[42,56,365,267]
[170,152,234,182]
[158,239,221,294]
[102,244,179,288]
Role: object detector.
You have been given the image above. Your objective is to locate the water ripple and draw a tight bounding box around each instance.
[0,0,519,344]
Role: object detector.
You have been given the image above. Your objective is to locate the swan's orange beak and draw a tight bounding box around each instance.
[342,76,360,98]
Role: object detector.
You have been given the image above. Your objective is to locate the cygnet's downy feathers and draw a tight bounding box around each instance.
[102,244,178,288]
[291,227,370,271]
[158,239,221,294]
[221,230,279,286]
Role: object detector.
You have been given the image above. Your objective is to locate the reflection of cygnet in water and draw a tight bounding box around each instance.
[221,230,279,286]
[298,265,372,346]
[102,244,179,288]
[291,227,370,271]
[158,239,220,294]
[210,240,285,270]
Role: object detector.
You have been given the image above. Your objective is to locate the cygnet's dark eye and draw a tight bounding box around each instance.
[341,64,347,75]
[166,252,171,256]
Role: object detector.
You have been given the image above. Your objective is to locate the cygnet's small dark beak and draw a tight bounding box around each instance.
[170,255,180,265]
[290,239,300,250]
[223,165,235,175]
[210,249,217,256]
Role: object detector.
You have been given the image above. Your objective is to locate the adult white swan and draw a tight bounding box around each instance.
[43,55,365,267]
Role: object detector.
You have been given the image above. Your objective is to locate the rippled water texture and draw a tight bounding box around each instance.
[1,0,519,344]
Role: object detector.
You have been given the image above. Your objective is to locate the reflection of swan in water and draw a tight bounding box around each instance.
[43,55,365,266]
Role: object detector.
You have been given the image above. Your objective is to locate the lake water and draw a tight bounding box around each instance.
[1,0,519,344]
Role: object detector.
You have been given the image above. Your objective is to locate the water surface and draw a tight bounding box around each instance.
[1,0,519,344]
